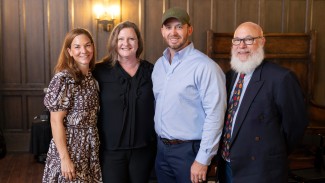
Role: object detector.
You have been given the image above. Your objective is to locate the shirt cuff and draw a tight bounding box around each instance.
[195,148,213,166]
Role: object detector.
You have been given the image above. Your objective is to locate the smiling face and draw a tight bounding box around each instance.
[161,18,193,52]
[230,22,266,73]
[67,34,94,69]
[117,27,138,60]
[232,22,265,62]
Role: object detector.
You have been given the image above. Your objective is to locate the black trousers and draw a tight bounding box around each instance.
[217,158,232,183]
[100,145,156,183]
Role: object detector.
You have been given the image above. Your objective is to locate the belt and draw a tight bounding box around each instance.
[160,137,191,145]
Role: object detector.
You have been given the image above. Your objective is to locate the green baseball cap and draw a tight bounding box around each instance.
[162,7,190,25]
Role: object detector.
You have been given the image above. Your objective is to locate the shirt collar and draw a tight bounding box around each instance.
[162,42,194,63]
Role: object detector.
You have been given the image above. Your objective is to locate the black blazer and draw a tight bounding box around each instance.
[93,60,156,150]
[218,61,308,183]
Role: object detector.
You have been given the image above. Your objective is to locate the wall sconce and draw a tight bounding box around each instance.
[93,4,120,32]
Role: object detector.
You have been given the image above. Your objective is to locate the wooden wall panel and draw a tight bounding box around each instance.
[166,0,187,9]
[192,0,211,53]
[263,0,283,32]
[312,0,325,104]
[1,92,45,151]
[214,0,236,32]
[2,0,21,84]
[25,0,46,84]
[3,96,23,130]
[48,0,69,80]
[287,0,307,32]
[94,27,109,61]
[71,0,94,31]
[5,133,30,152]
[121,0,139,23]
[236,0,260,25]
[143,0,164,63]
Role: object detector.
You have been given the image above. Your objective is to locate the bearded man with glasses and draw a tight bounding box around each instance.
[216,22,308,183]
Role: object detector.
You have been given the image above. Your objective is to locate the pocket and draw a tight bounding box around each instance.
[191,141,201,154]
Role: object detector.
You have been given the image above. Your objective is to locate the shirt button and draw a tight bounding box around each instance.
[255,136,260,141]
[259,114,264,120]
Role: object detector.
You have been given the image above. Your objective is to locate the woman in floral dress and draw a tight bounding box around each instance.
[42,28,102,182]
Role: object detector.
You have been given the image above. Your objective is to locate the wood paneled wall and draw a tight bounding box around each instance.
[1,0,325,151]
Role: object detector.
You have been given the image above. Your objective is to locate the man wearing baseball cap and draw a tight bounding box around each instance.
[152,7,227,183]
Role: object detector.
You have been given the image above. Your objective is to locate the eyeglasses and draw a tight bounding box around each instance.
[232,36,263,45]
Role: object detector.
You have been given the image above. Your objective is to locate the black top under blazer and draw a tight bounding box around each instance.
[217,60,308,183]
[93,60,156,150]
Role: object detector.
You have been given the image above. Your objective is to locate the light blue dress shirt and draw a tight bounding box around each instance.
[152,43,227,165]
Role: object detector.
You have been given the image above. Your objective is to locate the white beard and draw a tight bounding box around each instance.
[230,46,264,74]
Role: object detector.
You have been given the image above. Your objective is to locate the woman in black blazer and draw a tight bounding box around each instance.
[93,21,156,183]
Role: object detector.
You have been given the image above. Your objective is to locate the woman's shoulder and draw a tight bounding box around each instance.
[51,70,75,84]
[93,62,114,75]
[94,61,112,70]
[139,60,154,80]
[140,60,154,70]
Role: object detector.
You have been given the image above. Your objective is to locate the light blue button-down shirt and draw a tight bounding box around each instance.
[152,43,227,165]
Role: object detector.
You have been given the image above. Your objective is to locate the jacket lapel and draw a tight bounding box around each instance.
[230,62,265,146]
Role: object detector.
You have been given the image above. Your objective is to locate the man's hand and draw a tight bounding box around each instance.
[191,160,208,183]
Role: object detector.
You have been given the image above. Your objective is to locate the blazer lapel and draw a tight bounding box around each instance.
[230,62,265,146]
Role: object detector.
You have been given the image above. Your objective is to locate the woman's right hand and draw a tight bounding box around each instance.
[61,157,76,181]
[50,111,76,180]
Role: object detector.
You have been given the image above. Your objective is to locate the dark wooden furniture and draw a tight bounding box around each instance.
[289,134,325,182]
[206,29,325,135]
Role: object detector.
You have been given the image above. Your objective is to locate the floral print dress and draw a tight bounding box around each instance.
[42,70,102,183]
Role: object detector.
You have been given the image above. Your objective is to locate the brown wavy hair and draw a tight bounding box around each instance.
[100,21,143,66]
[54,28,96,83]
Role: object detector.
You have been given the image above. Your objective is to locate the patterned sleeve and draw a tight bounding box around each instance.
[44,72,73,112]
